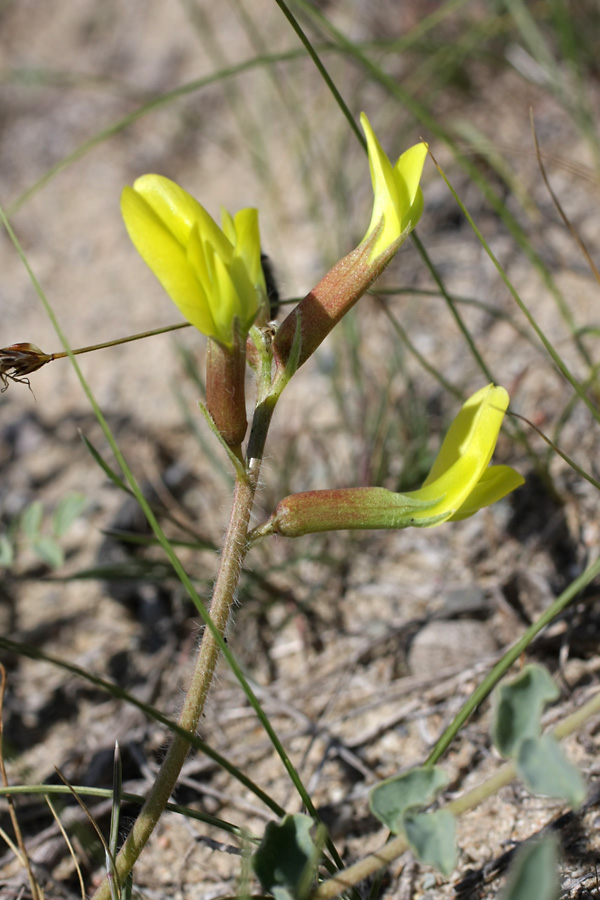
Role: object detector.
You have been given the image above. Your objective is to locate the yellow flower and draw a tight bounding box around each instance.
[408,383,524,524]
[121,175,265,348]
[273,117,428,372]
[267,385,524,537]
[361,113,427,262]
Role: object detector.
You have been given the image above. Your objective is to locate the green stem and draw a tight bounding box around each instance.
[50,321,191,358]
[90,471,257,900]
[90,320,283,899]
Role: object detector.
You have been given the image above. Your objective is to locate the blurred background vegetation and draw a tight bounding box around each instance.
[1,0,600,896]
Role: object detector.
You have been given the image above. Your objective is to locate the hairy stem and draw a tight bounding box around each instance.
[91,471,257,899]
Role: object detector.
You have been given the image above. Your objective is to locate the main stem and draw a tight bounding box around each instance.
[91,470,257,900]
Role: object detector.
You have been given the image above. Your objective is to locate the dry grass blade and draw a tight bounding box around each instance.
[0,664,44,900]
[54,767,120,900]
[507,410,600,490]
[45,795,86,900]
[531,110,600,284]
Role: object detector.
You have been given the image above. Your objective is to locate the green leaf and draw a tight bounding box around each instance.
[120,874,133,900]
[81,433,129,493]
[517,734,586,808]
[21,500,43,539]
[492,664,559,758]
[404,810,457,876]
[31,536,64,569]
[252,814,322,900]
[52,492,87,537]
[369,766,448,833]
[499,836,559,900]
[65,561,176,581]
[0,535,14,567]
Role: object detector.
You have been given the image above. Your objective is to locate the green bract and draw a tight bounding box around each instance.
[361,112,427,262]
[121,175,265,348]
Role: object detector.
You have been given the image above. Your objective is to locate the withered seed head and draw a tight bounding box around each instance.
[0,343,52,392]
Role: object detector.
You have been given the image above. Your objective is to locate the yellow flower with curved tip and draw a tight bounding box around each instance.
[267,384,524,537]
[409,383,524,524]
[272,117,428,372]
[361,112,427,262]
[121,175,265,348]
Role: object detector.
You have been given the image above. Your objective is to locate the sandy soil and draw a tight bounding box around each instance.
[1,2,600,899]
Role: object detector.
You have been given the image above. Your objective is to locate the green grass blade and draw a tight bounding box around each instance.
[426,553,600,765]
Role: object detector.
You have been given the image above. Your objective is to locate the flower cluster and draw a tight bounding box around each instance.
[121,115,427,368]
[120,121,523,526]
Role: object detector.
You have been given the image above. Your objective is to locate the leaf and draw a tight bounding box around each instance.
[65,561,175,581]
[492,664,559,758]
[252,814,322,900]
[499,836,559,900]
[52,492,87,538]
[404,810,457,876]
[517,734,586,808]
[80,433,129,493]
[0,535,14,567]
[369,766,448,833]
[21,500,43,539]
[31,536,64,569]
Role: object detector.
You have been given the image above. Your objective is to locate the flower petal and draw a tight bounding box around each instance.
[232,208,265,292]
[122,175,263,346]
[409,384,510,522]
[210,249,244,342]
[448,465,525,521]
[394,143,428,230]
[121,185,216,335]
[362,113,403,247]
[130,174,208,246]
[360,113,427,260]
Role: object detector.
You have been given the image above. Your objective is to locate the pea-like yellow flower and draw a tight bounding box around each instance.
[273,116,427,372]
[264,385,524,537]
[121,175,265,348]
[408,383,523,524]
[361,113,427,262]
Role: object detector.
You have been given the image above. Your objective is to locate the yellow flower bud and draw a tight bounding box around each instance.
[361,113,427,262]
[273,116,427,373]
[409,384,524,524]
[121,175,265,348]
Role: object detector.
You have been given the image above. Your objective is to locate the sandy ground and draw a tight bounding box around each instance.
[1,2,600,899]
